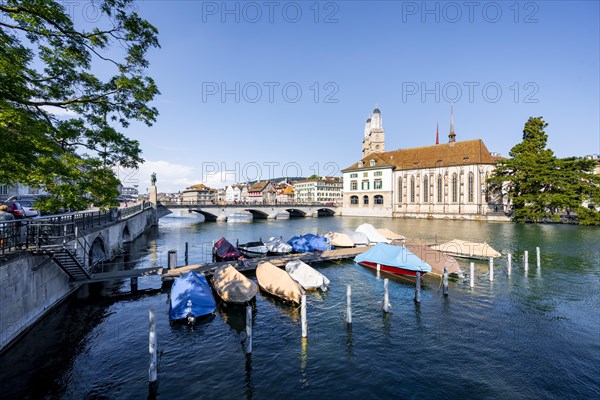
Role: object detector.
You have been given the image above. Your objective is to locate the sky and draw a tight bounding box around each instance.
[76,0,600,193]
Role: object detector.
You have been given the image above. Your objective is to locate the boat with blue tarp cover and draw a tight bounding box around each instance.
[287,233,332,253]
[354,243,432,277]
[169,271,217,323]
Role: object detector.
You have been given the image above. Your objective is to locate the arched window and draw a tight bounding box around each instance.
[374,195,384,205]
[397,177,402,203]
[468,172,474,203]
[410,176,415,203]
[451,173,458,203]
[437,175,443,203]
[350,195,358,205]
[423,175,429,202]
[363,195,369,205]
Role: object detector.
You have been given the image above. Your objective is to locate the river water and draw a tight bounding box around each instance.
[1,211,598,399]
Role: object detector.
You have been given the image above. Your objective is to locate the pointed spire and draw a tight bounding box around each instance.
[449,103,456,143]
[436,121,439,145]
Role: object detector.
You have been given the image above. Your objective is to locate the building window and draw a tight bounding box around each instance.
[0,184,7,195]
[361,180,369,190]
[423,175,429,202]
[363,172,368,177]
[363,195,369,205]
[485,172,490,202]
[437,175,443,203]
[350,195,358,205]
[350,173,358,178]
[351,181,357,191]
[374,171,382,176]
[451,173,458,203]
[397,177,402,203]
[370,160,376,166]
[410,176,415,203]
[374,179,382,189]
[358,161,363,168]
[374,195,384,205]
[468,172,474,203]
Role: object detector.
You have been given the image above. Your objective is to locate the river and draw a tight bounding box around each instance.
[0,210,598,399]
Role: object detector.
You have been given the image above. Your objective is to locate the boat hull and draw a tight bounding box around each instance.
[357,261,425,277]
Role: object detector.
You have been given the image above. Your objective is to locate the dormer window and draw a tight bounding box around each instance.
[358,161,364,168]
[370,160,376,167]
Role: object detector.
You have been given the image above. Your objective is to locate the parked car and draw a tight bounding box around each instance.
[16,199,40,218]
[1,201,25,219]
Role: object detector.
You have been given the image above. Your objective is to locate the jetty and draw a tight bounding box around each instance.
[161,247,367,281]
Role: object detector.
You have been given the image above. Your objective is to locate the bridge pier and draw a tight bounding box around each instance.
[216,215,227,222]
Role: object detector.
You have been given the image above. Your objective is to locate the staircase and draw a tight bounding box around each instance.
[41,245,92,281]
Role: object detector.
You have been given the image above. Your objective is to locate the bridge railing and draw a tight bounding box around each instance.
[159,200,340,207]
[0,202,154,254]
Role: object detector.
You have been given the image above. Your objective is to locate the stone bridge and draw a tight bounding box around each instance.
[179,204,340,222]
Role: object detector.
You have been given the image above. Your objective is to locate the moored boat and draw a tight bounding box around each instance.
[287,233,332,253]
[285,259,330,291]
[398,243,462,276]
[324,231,355,248]
[169,271,217,323]
[256,261,305,303]
[348,231,370,246]
[213,237,240,262]
[356,223,391,244]
[429,239,501,260]
[211,264,258,304]
[237,241,268,258]
[354,242,432,277]
[264,236,292,255]
[377,228,406,242]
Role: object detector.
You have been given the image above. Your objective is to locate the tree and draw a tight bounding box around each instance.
[490,117,600,225]
[0,0,159,211]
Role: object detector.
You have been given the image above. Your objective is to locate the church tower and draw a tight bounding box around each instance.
[362,107,385,157]
[448,104,456,143]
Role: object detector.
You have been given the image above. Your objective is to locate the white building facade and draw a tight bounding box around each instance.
[294,177,343,204]
[343,108,505,219]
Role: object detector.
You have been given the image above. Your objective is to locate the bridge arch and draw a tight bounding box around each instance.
[317,208,335,217]
[89,236,107,266]
[121,224,131,243]
[190,209,218,222]
[245,209,268,219]
[286,209,307,218]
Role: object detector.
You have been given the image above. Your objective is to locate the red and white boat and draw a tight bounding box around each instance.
[354,243,432,277]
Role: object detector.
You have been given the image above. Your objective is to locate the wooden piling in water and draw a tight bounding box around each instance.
[524,250,529,272]
[149,309,157,384]
[507,254,512,276]
[415,272,421,303]
[301,295,307,338]
[383,278,390,313]
[185,242,189,265]
[536,247,540,268]
[489,258,494,282]
[443,266,449,295]
[346,285,352,325]
[469,262,474,288]
[376,263,381,277]
[245,306,252,354]
[168,250,177,270]
[130,276,138,292]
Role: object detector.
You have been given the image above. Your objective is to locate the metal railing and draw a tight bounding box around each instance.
[0,202,154,254]
[159,200,340,207]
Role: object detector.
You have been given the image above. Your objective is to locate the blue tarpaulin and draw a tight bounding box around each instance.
[354,243,432,272]
[288,234,332,252]
[169,271,216,321]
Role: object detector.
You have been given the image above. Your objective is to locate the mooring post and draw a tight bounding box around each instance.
[301,295,307,339]
[469,262,475,288]
[489,258,494,282]
[130,276,138,292]
[524,250,529,273]
[507,253,512,276]
[536,246,541,268]
[245,305,252,354]
[383,278,390,313]
[185,242,189,265]
[346,285,352,325]
[149,308,158,384]
[168,250,177,270]
[376,263,381,277]
[415,271,421,303]
[443,266,449,295]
